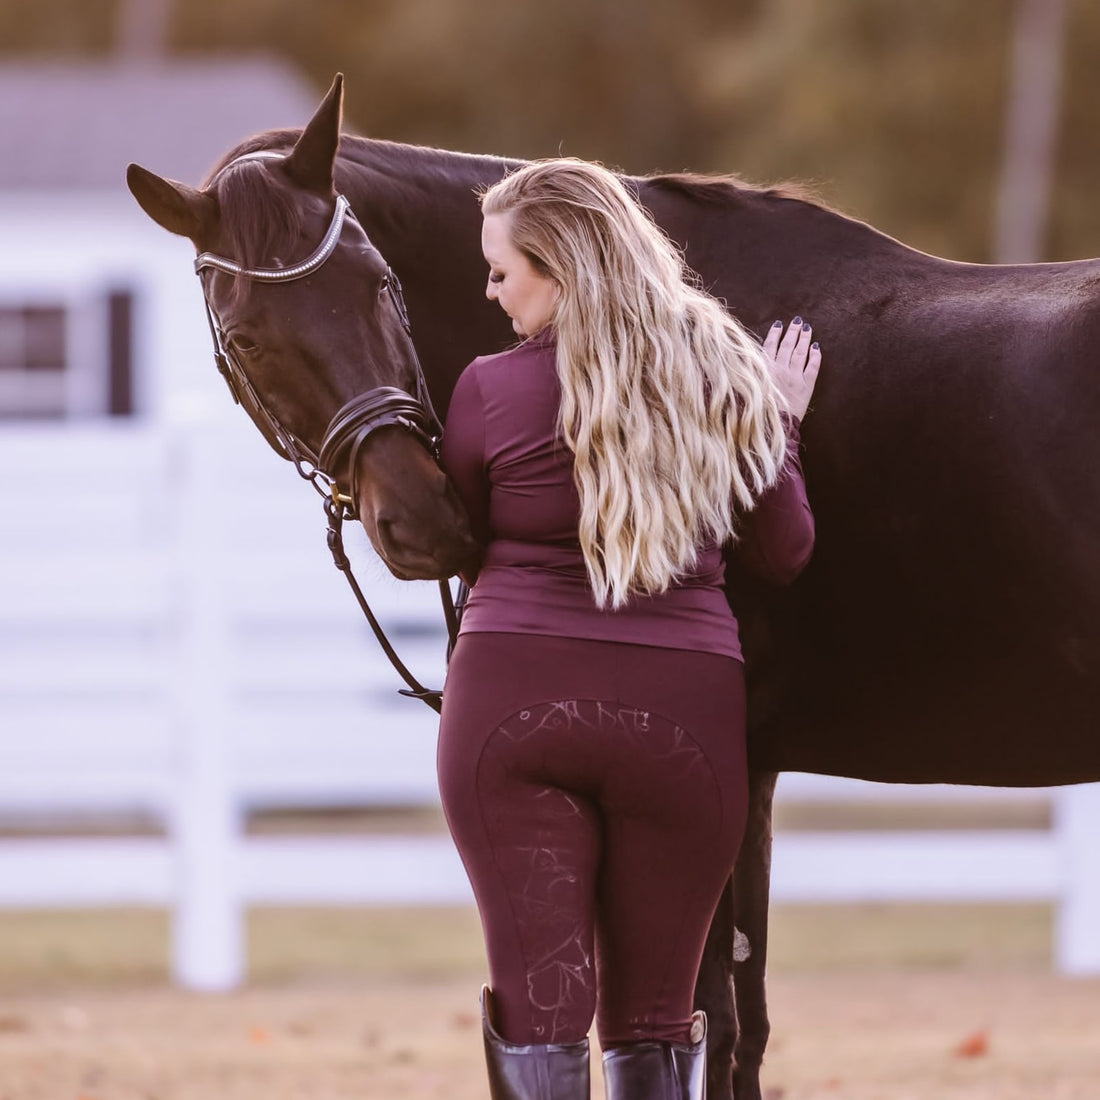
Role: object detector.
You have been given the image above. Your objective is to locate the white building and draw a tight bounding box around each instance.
[0,60,448,832]
[0,58,324,421]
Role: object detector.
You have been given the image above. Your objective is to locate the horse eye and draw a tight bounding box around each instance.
[229,334,259,355]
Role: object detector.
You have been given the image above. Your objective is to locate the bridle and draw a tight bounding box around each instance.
[194,157,443,498]
[194,152,464,712]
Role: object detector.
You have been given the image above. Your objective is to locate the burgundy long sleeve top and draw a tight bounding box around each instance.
[440,330,815,662]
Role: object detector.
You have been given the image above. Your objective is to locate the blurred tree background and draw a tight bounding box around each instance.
[3,0,1098,262]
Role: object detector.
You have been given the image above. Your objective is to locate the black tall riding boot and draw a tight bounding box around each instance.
[601,1012,707,1100]
[481,986,591,1100]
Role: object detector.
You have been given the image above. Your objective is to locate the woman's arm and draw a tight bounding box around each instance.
[439,364,490,584]
[734,416,815,584]
[733,318,821,584]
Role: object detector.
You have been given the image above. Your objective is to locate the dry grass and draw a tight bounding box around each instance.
[772,797,1049,833]
[0,901,1056,992]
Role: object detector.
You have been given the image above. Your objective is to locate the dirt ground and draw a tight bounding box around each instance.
[0,901,1096,1099]
[0,970,1097,1100]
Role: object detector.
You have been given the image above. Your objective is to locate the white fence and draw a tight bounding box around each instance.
[771,774,1100,975]
[1,420,1098,988]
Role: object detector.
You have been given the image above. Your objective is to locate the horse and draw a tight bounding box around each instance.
[127,75,1100,1100]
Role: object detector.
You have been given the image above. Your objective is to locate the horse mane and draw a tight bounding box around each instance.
[643,170,830,210]
[211,126,833,218]
[203,130,845,286]
[641,169,919,264]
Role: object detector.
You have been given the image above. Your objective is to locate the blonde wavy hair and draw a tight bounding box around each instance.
[480,159,787,609]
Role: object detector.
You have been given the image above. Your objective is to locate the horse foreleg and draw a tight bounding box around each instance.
[730,769,777,1100]
[696,872,737,1100]
[694,768,777,1100]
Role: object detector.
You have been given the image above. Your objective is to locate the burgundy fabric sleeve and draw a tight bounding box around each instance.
[440,364,490,583]
[733,418,816,585]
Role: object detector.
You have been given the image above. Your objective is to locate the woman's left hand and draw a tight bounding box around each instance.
[763,317,821,422]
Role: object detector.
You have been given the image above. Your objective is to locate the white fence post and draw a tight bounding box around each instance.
[1055,782,1100,975]
[169,415,244,991]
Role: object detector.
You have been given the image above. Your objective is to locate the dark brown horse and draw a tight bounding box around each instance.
[128,76,1100,1100]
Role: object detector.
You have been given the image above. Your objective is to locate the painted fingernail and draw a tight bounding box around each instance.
[772,319,783,328]
[792,316,802,326]
[802,322,811,331]
[811,341,820,350]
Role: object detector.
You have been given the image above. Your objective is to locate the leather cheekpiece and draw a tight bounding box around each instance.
[481,986,591,1100]
[601,1012,707,1100]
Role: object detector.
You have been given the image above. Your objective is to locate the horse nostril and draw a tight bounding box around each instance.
[375,516,403,553]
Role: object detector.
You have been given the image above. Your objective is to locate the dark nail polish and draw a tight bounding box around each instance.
[792,316,802,326]
[772,319,783,328]
[811,341,820,350]
[802,322,811,331]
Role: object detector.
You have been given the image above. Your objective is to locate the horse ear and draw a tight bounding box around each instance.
[284,73,343,192]
[126,163,218,241]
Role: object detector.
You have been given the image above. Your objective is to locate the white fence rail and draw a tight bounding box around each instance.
[1,422,1098,987]
[771,774,1100,975]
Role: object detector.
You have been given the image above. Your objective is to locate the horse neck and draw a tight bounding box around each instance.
[334,137,516,404]
[337,137,508,252]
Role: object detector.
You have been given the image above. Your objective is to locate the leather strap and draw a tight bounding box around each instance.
[324,496,463,713]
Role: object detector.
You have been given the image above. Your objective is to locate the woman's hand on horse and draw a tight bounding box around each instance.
[763,318,821,422]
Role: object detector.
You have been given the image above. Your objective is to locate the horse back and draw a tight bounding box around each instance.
[640,179,1100,785]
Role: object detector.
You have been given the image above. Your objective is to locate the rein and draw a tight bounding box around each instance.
[194,156,463,713]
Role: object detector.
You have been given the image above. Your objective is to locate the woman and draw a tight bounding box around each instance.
[438,159,819,1100]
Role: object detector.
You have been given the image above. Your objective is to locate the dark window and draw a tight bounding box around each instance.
[0,292,134,419]
[0,306,66,371]
[0,305,67,418]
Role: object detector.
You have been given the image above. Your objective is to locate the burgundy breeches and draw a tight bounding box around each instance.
[437,632,747,1048]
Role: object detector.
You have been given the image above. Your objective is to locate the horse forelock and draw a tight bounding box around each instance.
[211,159,306,273]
